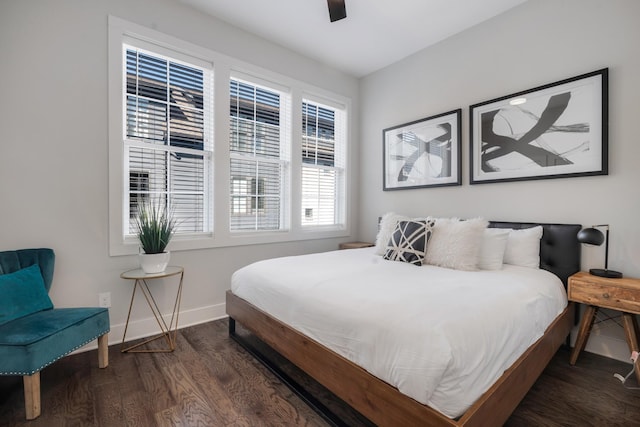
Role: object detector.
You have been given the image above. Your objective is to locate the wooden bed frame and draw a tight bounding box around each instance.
[226,222,581,426]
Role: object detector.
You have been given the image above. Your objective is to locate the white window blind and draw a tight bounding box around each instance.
[301,100,345,227]
[229,78,289,231]
[110,18,350,254]
[124,46,213,236]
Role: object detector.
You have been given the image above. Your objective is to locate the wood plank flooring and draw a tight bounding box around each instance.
[1,318,639,426]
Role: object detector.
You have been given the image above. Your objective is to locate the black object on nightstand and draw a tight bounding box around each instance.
[577,225,623,278]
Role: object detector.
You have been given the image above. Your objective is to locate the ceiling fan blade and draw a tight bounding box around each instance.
[327,0,347,22]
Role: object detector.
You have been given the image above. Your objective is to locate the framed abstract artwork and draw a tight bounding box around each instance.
[469,68,608,184]
[383,109,461,190]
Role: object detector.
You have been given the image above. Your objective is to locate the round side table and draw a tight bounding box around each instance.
[120,266,184,353]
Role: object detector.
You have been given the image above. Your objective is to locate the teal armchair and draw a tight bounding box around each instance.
[0,248,110,419]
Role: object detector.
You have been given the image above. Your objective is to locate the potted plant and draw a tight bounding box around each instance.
[134,201,176,274]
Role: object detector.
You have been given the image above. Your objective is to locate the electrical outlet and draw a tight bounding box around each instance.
[99,292,111,308]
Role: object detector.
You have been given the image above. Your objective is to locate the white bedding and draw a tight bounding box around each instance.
[231,247,568,418]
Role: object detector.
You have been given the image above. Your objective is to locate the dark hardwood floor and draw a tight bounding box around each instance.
[1,318,639,426]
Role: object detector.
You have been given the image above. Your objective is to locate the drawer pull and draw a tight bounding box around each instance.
[602,293,610,299]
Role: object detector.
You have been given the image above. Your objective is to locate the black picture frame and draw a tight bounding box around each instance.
[383,109,462,191]
[469,68,608,185]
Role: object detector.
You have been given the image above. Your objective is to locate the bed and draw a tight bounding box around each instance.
[226,221,581,426]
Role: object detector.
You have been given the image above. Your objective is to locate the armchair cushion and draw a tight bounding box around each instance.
[0,265,53,326]
[0,307,109,375]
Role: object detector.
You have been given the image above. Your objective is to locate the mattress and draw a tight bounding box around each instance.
[231,247,568,418]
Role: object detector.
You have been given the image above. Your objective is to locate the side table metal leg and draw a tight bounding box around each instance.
[122,278,172,353]
[121,272,183,353]
[139,278,174,350]
[166,271,184,350]
[121,280,140,352]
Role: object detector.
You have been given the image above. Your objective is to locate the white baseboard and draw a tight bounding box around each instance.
[73,302,227,354]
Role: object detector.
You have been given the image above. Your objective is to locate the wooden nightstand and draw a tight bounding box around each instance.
[568,271,640,382]
[339,242,374,250]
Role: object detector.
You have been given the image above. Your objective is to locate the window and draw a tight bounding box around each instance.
[229,78,289,231]
[301,100,345,227]
[124,46,213,236]
[109,17,350,255]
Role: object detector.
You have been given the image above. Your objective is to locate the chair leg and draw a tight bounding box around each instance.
[23,372,41,420]
[98,333,109,368]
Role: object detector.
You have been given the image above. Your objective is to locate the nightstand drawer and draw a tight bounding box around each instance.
[569,275,640,314]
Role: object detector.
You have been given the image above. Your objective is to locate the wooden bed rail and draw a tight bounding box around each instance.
[226,290,575,427]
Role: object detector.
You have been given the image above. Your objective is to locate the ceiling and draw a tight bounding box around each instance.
[181,0,527,77]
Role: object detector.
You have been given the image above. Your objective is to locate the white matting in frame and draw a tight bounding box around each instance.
[470,68,608,184]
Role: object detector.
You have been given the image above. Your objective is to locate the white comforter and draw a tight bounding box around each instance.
[231,247,567,418]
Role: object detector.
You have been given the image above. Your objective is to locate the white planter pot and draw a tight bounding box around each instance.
[139,252,170,274]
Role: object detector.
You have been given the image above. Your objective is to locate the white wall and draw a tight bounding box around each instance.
[0,0,359,345]
[358,0,640,361]
[2,0,637,363]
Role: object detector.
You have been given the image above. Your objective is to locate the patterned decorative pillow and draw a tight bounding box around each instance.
[383,219,435,266]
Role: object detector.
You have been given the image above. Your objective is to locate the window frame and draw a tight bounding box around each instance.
[108,16,350,256]
[300,97,347,229]
[228,74,291,233]
[123,43,215,239]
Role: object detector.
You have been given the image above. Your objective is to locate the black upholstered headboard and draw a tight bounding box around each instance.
[489,221,581,287]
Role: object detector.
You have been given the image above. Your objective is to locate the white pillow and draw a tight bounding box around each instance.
[425,217,488,271]
[478,228,510,270]
[503,226,543,268]
[375,212,409,255]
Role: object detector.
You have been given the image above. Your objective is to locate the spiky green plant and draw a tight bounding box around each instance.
[134,201,176,254]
